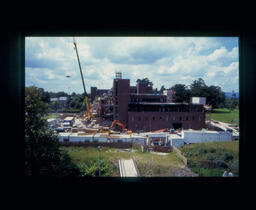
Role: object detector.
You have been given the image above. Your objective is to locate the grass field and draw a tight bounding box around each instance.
[43,114,58,120]
[180,141,239,177]
[206,108,239,125]
[60,146,195,177]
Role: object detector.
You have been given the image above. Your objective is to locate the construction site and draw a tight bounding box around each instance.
[47,38,239,151]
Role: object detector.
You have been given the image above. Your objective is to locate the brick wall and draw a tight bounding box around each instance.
[128,111,205,132]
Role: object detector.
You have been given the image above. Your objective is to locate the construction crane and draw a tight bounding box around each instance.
[73,37,92,121]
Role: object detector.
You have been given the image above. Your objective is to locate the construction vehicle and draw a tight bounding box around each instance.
[98,126,116,134]
[110,120,132,134]
[73,37,92,122]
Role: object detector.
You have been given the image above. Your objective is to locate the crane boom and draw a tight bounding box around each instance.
[73,37,87,96]
[73,37,92,119]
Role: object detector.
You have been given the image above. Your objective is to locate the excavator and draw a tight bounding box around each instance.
[73,37,92,122]
[110,120,132,134]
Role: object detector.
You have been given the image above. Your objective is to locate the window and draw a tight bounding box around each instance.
[180,116,182,121]
[186,116,188,121]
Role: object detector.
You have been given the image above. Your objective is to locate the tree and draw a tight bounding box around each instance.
[40,89,51,104]
[170,84,191,103]
[230,90,238,110]
[25,86,81,176]
[69,93,84,109]
[190,78,226,108]
[159,85,166,94]
[190,78,207,97]
[136,78,153,88]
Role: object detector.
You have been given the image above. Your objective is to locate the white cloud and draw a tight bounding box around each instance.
[25,37,239,93]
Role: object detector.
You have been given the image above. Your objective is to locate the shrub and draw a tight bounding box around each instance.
[199,148,208,154]
[205,154,215,161]
[209,148,216,153]
[215,160,228,169]
[78,159,114,177]
[223,152,234,161]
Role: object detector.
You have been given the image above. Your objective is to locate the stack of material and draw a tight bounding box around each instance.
[77,131,86,136]
[71,128,78,132]
[152,128,169,133]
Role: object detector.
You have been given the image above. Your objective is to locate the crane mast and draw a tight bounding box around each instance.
[73,37,92,119]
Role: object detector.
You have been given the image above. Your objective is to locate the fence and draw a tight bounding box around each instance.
[59,141,132,149]
[172,146,187,166]
[151,145,172,153]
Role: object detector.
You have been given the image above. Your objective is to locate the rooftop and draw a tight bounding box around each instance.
[64,117,74,121]
[130,102,189,105]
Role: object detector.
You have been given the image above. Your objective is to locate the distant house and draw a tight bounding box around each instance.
[50,97,58,102]
[50,96,68,109]
[47,118,58,128]
[59,97,67,101]
[190,97,206,105]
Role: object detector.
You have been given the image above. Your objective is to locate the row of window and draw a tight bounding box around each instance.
[131,115,201,122]
[130,97,166,103]
[128,106,203,112]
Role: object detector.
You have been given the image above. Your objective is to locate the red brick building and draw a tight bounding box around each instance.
[112,77,205,132]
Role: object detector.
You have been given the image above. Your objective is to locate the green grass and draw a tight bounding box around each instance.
[60,146,189,177]
[180,141,239,177]
[206,108,239,125]
[43,114,58,120]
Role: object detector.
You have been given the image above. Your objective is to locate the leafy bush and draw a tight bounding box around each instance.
[214,160,228,169]
[78,159,114,177]
[199,148,208,154]
[56,150,82,176]
[205,154,216,161]
[209,148,216,153]
[223,152,234,161]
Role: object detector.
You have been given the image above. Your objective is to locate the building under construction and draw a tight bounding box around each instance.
[94,72,205,132]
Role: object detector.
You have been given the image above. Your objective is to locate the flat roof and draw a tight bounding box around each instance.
[64,117,74,121]
[47,118,56,122]
[130,93,165,96]
[183,130,225,134]
[130,102,190,105]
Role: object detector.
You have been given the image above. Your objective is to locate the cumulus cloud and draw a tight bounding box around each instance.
[25,37,239,93]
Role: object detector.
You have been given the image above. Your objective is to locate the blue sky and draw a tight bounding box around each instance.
[25,37,239,94]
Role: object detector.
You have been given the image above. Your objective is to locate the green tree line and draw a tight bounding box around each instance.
[141,77,238,109]
[25,86,113,176]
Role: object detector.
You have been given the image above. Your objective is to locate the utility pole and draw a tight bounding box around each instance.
[98,146,102,176]
[66,75,71,110]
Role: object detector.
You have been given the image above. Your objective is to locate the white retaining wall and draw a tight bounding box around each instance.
[171,139,185,148]
[183,131,232,144]
[58,133,146,144]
